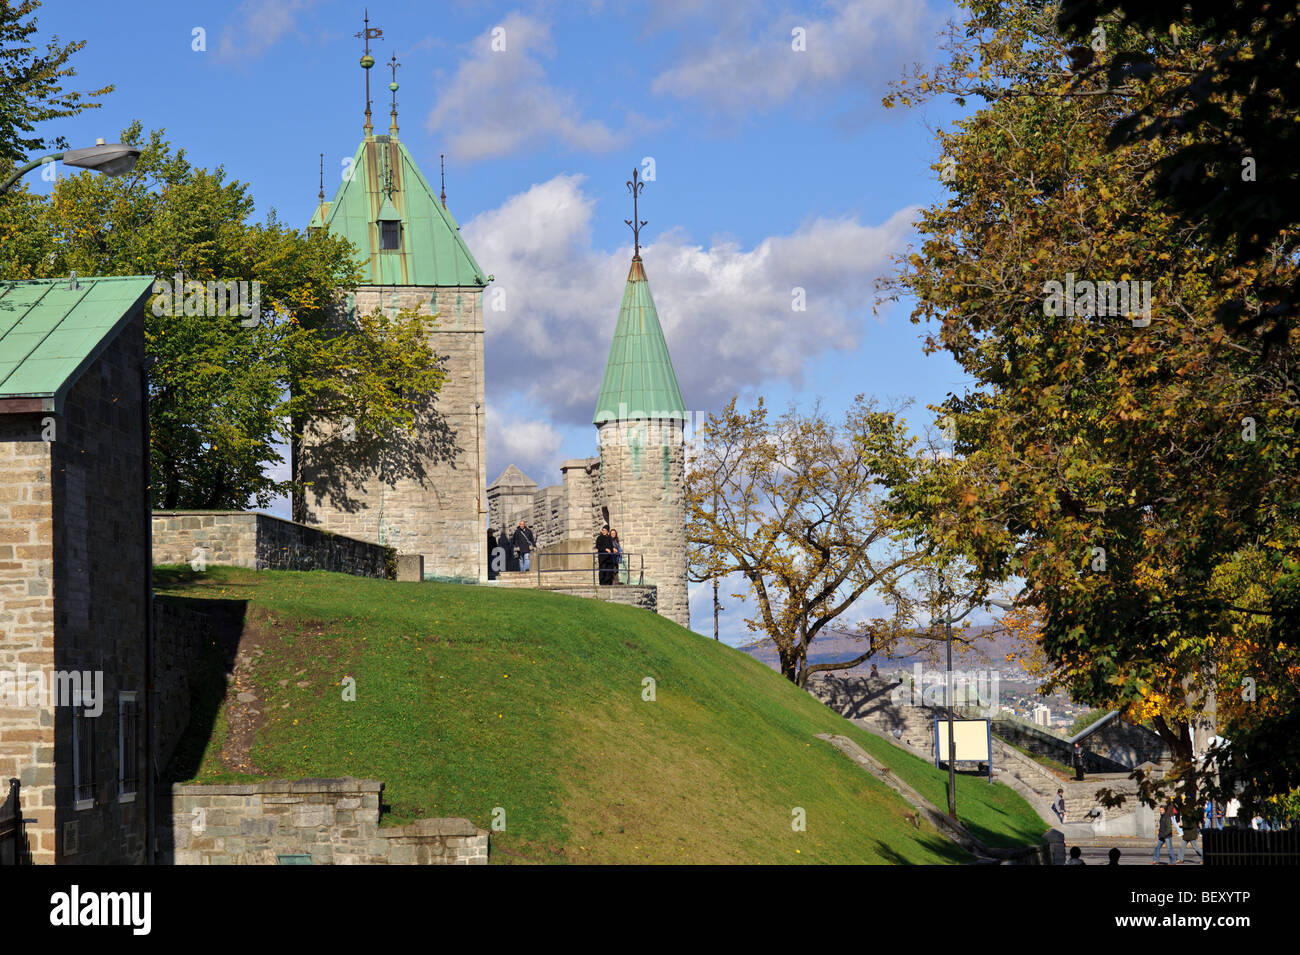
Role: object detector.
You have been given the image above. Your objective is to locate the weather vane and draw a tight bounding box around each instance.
[625,167,647,259]
[355,9,384,132]
[440,154,447,208]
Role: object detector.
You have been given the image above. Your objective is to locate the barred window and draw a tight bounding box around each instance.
[119,692,139,800]
[72,712,95,809]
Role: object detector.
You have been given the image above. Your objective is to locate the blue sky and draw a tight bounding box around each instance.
[31,0,979,643]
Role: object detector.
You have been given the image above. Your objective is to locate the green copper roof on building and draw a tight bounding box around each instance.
[0,275,154,412]
[315,137,487,288]
[593,257,687,424]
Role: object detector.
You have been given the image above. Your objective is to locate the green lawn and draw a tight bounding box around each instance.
[156,566,1045,863]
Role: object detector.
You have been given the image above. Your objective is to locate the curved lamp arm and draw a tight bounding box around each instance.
[1,143,140,194]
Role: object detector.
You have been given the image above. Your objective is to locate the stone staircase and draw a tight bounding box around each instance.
[808,673,1149,836]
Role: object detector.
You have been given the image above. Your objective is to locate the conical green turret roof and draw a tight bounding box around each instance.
[593,257,687,424]
[311,135,487,288]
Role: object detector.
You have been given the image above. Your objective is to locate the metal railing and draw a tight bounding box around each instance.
[532,551,644,587]
[1203,826,1300,865]
[0,778,32,865]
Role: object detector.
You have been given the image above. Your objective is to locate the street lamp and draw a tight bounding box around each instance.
[932,595,1016,821]
[0,139,141,194]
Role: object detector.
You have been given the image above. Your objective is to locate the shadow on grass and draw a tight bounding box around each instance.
[153,592,248,862]
[873,836,971,865]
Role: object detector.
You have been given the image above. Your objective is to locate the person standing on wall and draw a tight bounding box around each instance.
[513,519,536,572]
[609,529,623,584]
[595,524,614,585]
[1072,742,1086,781]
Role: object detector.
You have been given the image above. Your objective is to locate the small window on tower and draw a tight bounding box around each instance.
[380,220,401,250]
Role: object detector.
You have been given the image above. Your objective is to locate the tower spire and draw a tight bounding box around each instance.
[318,152,324,203]
[354,9,383,136]
[440,154,447,208]
[388,52,400,137]
[625,167,647,260]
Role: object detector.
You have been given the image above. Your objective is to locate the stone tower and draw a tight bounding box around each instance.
[301,47,489,581]
[593,246,690,628]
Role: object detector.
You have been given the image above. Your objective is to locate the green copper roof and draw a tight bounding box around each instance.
[593,257,687,424]
[314,136,487,288]
[0,275,154,413]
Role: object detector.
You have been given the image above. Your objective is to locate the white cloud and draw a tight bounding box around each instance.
[486,406,565,486]
[426,13,641,162]
[465,174,916,427]
[651,0,933,114]
[217,0,319,60]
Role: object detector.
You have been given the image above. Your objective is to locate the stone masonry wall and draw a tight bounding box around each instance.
[596,419,689,629]
[51,314,149,865]
[302,285,487,583]
[1079,716,1173,770]
[163,778,488,865]
[0,414,56,863]
[152,511,390,578]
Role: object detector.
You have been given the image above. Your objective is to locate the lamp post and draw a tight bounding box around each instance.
[932,595,1015,822]
[1,139,140,194]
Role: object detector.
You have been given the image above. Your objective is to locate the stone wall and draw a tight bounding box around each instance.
[302,285,487,583]
[1077,715,1173,770]
[596,420,689,629]
[993,717,1127,774]
[162,778,488,865]
[0,411,57,863]
[152,511,392,579]
[0,312,150,864]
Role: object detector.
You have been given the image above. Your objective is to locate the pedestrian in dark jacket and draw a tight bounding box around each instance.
[595,525,614,585]
[1072,742,1086,781]
[1152,804,1177,864]
[512,520,536,572]
[609,529,623,584]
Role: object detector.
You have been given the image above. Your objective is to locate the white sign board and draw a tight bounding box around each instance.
[934,718,992,762]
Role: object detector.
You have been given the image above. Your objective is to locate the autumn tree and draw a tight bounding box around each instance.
[880,1,1300,813]
[686,396,938,687]
[0,0,111,168]
[1058,0,1300,347]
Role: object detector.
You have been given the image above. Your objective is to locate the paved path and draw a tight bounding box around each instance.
[1062,841,1203,865]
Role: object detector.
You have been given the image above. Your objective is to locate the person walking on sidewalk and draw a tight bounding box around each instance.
[1052,789,1067,824]
[1152,804,1178,864]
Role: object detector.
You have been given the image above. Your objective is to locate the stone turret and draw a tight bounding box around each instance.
[301,93,490,582]
[593,255,690,628]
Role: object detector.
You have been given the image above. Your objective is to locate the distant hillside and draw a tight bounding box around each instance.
[738,624,1019,676]
[156,567,1045,864]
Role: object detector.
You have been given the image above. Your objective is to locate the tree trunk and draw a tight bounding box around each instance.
[290,412,305,524]
[778,647,800,684]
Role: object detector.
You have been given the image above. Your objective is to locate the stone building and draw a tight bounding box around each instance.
[0,275,155,864]
[489,248,691,628]
[301,73,490,582]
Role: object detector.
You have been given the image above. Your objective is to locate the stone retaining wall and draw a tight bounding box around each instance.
[162,778,488,865]
[152,511,393,579]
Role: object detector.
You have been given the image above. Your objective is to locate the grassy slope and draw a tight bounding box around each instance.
[157,567,1045,864]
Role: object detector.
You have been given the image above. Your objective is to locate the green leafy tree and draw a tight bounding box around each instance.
[0,0,112,168]
[1058,0,1300,347]
[880,1,1300,814]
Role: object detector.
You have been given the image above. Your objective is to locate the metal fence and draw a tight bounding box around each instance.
[1202,827,1300,865]
[534,551,644,587]
[0,778,32,865]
